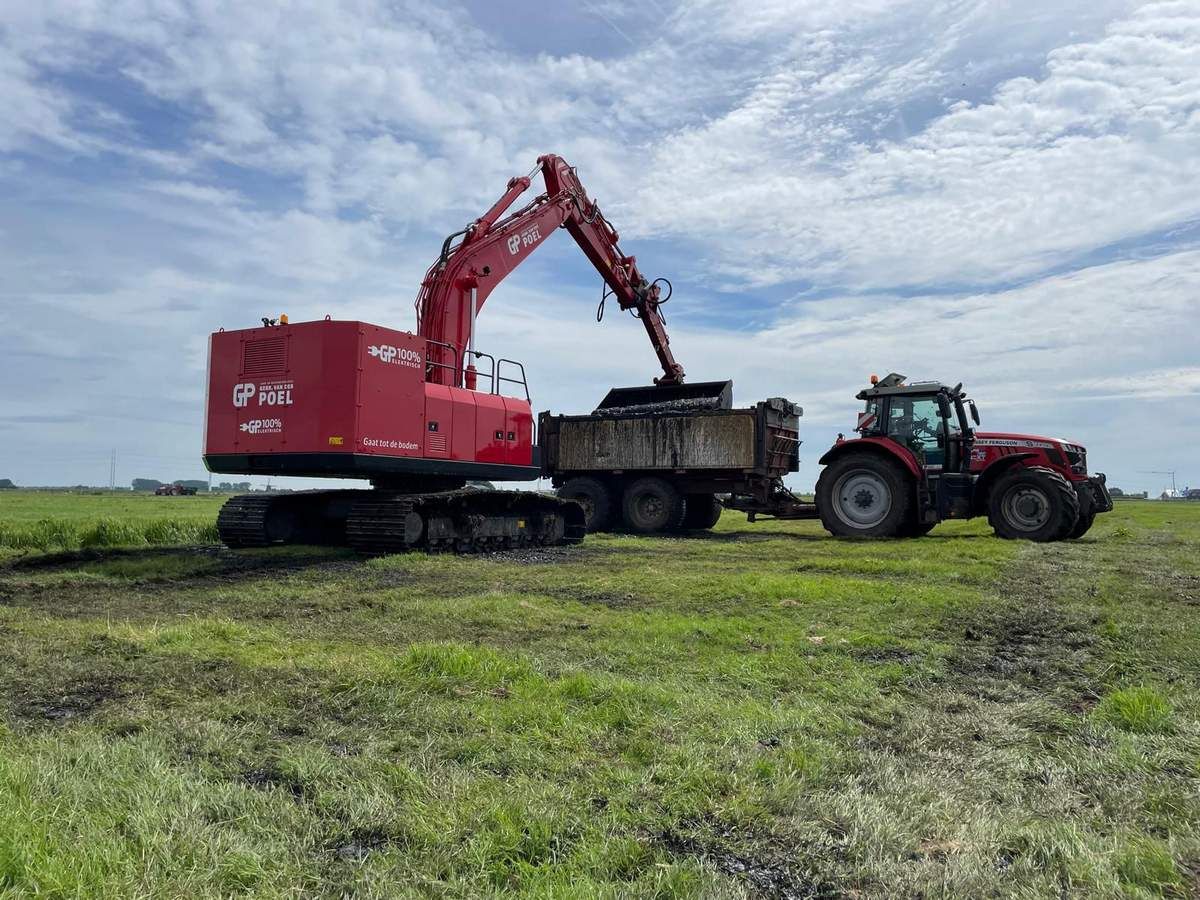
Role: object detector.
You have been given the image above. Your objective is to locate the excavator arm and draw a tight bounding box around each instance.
[416,154,685,388]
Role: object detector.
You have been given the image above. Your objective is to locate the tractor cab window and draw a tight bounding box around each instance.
[886,396,946,466]
[855,399,882,435]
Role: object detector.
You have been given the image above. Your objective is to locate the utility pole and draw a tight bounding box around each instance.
[1140,470,1177,494]
[109,449,116,491]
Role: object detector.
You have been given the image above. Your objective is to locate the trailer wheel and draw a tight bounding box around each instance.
[988,466,1079,542]
[816,452,912,538]
[680,493,722,530]
[622,478,687,534]
[558,477,614,532]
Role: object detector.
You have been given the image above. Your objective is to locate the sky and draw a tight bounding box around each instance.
[1,0,1198,495]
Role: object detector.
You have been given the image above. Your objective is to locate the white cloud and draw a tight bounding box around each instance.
[625,1,1200,289]
[1062,367,1200,399]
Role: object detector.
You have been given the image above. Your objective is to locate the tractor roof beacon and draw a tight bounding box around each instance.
[815,373,1113,542]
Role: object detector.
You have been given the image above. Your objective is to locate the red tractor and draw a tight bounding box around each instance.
[154,484,197,496]
[815,374,1112,541]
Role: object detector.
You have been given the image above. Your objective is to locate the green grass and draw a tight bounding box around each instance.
[0,496,1198,897]
[1096,685,1175,734]
[0,490,224,551]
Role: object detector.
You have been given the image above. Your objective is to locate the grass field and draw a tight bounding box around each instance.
[0,494,1197,898]
[0,490,223,552]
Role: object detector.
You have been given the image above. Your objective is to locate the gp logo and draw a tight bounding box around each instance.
[232,382,293,407]
[232,383,256,407]
[506,224,542,255]
[368,345,421,368]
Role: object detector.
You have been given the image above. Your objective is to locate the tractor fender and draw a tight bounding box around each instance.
[818,437,922,480]
[971,452,1037,515]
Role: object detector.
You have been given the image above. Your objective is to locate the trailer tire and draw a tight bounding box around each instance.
[681,494,722,530]
[558,477,615,532]
[622,478,687,534]
[988,466,1079,542]
[816,452,912,538]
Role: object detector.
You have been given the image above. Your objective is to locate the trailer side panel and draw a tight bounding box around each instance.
[555,412,758,471]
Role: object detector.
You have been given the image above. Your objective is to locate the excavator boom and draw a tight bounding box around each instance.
[416,154,684,387]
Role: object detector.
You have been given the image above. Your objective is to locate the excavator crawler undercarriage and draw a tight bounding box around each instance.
[217,489,586,554]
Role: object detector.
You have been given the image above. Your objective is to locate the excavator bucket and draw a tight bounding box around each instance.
[592,380,733,416]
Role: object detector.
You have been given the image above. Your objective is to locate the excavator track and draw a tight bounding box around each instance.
[345,495,418,554]
[216,489,585,554]
[215,493,283,548]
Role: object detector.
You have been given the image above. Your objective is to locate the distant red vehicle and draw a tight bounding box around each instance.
[155,484,197,496]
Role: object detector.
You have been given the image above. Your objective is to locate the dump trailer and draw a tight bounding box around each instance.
[540,382,812,533]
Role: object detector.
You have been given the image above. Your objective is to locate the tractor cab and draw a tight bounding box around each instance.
[854,373,979,471]
[852,373,980,521]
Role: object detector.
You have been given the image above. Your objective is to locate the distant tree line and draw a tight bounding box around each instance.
[0,478,15,489]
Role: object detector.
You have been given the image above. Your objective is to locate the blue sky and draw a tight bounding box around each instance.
[1,0,1198,495]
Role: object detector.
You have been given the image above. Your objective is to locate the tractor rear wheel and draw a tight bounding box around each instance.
[988,466,1079,542]
[900,520,936,537]
[622,477,687,534]
[680,493,722,530]
[558,477,614,532]
[816,452,912,538]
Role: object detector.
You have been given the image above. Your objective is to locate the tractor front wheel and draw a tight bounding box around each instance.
[816,453,913,538]
[1067,513,1096,539]
[1066,484,1096,539]
[988,466,1080,542]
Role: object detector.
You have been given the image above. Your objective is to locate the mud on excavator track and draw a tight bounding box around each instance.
[216,489,586,554]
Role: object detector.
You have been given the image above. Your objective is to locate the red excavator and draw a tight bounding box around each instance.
[203,155,723,552]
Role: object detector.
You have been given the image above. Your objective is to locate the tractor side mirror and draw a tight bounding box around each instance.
[936,393,952,420]
[968,400,980,426]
